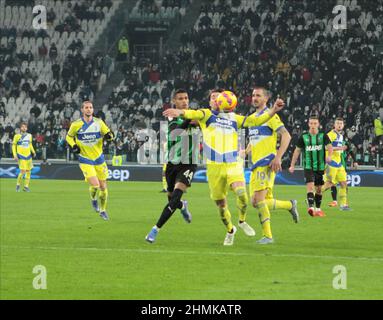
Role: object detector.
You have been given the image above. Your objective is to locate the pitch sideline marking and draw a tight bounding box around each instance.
[1,245,383,263]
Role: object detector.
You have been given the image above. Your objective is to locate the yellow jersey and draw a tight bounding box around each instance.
[12,133,35,160]
[248,108,285,170]
[66,117,111,165]
[327,130,343,167]
[183,108,272,164]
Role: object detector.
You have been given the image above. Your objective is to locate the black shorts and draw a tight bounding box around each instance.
[166,163,197,192]
[304,169,324,186]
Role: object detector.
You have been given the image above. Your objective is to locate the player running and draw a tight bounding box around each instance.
[163,89,285,246]
[66,101,114,221]
[248,87,299,245]
[289,115,333,217]
[146,89,197,243]
[322,118,353,211]
[12,122,36,192]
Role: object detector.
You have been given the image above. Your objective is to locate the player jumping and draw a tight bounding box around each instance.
[146,89,197,243]
[289,115,333,217]
[163,89,285,246]
[66,101,114,221]
[12,122,36,192]
[248,88,299,245]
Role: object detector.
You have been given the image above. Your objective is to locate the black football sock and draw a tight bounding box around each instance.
[156,189,184,228]
[315,193,322,209]
[307,192,315,208]
[331,186,337,201]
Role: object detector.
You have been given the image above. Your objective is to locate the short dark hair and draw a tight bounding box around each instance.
[335,117,344,122]
[253,86,271,99]
[173,89,188,98]
[209,88,224,99]
[81,101,93,108]
[309,115,320,121]
[20,122,27,128]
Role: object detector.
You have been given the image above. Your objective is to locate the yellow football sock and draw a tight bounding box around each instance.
[99,189,108,212]
[89,186,99,200]
[234,186,248,222]
[339,186,347,206]
[256,200,272,239]
[24,171,31,187]
[265,199,292,211]
[17,173,23,186]
[162,175,167,191]
[218,206,233,232]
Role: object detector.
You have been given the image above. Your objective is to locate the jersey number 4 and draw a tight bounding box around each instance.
[183,170,194,184]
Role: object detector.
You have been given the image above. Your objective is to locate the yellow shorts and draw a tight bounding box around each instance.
[79,162,109,181]
[324,165,347,184]
[207,162,245,200]
[18,159,33,171]
[249,166,275,197]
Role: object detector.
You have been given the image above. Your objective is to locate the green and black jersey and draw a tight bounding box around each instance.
[296,131,331,171]
[167,117,199,165]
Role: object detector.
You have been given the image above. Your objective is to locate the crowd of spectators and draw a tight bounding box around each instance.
[1,0,383,167]
[0,0,118,159]
[102,0,383,166]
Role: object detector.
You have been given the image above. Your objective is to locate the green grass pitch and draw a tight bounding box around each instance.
[1,178,382,300]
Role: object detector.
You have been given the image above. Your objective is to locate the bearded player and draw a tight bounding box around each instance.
[248,88,299,245]
[12,122,36,192]
[322,117,352,211]
[66,101,114,220]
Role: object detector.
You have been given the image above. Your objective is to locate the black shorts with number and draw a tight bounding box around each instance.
[304,169,324,186]
[166,163,197,192]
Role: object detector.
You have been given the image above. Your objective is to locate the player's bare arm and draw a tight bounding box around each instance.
[289,147,301,173]
[270,127,291,172]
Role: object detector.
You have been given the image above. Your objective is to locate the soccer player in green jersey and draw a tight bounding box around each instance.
[289,115,333,217]
[146,89,198,243]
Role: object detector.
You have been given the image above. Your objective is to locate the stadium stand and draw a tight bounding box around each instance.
[0,0,121,158]
[1,0,383,167]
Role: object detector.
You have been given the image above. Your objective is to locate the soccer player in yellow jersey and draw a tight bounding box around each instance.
[322,117,351,211]
[12,122,36,192]
[248,88,299,245]
[163,89,285,245]
[66,101,114,221]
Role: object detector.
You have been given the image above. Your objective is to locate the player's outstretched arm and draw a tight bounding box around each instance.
[243,98,285,127]
[163,108,206,121]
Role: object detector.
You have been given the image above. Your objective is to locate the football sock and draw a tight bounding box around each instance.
[162,175,167,191]
[218,206,233,233]
[307,192,315,207]
[256,200,272,239]
[331,186,337,201]
[17,172,23,186]
[156,189,183,228]
[233,186,248,223]
[315,193,322,209]
[265,199,292,211]
[339,186,347,206]
[89,186,99,200]
[24,171,31,187]
[99,189,108,212]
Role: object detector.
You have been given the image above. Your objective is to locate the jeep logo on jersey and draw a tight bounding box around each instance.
[249,128,259,136]
[215,118,234,126]
[78,132,101,141]
[306,145,323,151]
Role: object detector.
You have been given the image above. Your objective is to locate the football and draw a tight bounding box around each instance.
[215,91,238,112]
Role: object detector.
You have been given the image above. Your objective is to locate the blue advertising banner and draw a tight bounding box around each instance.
[1,163,382,187]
